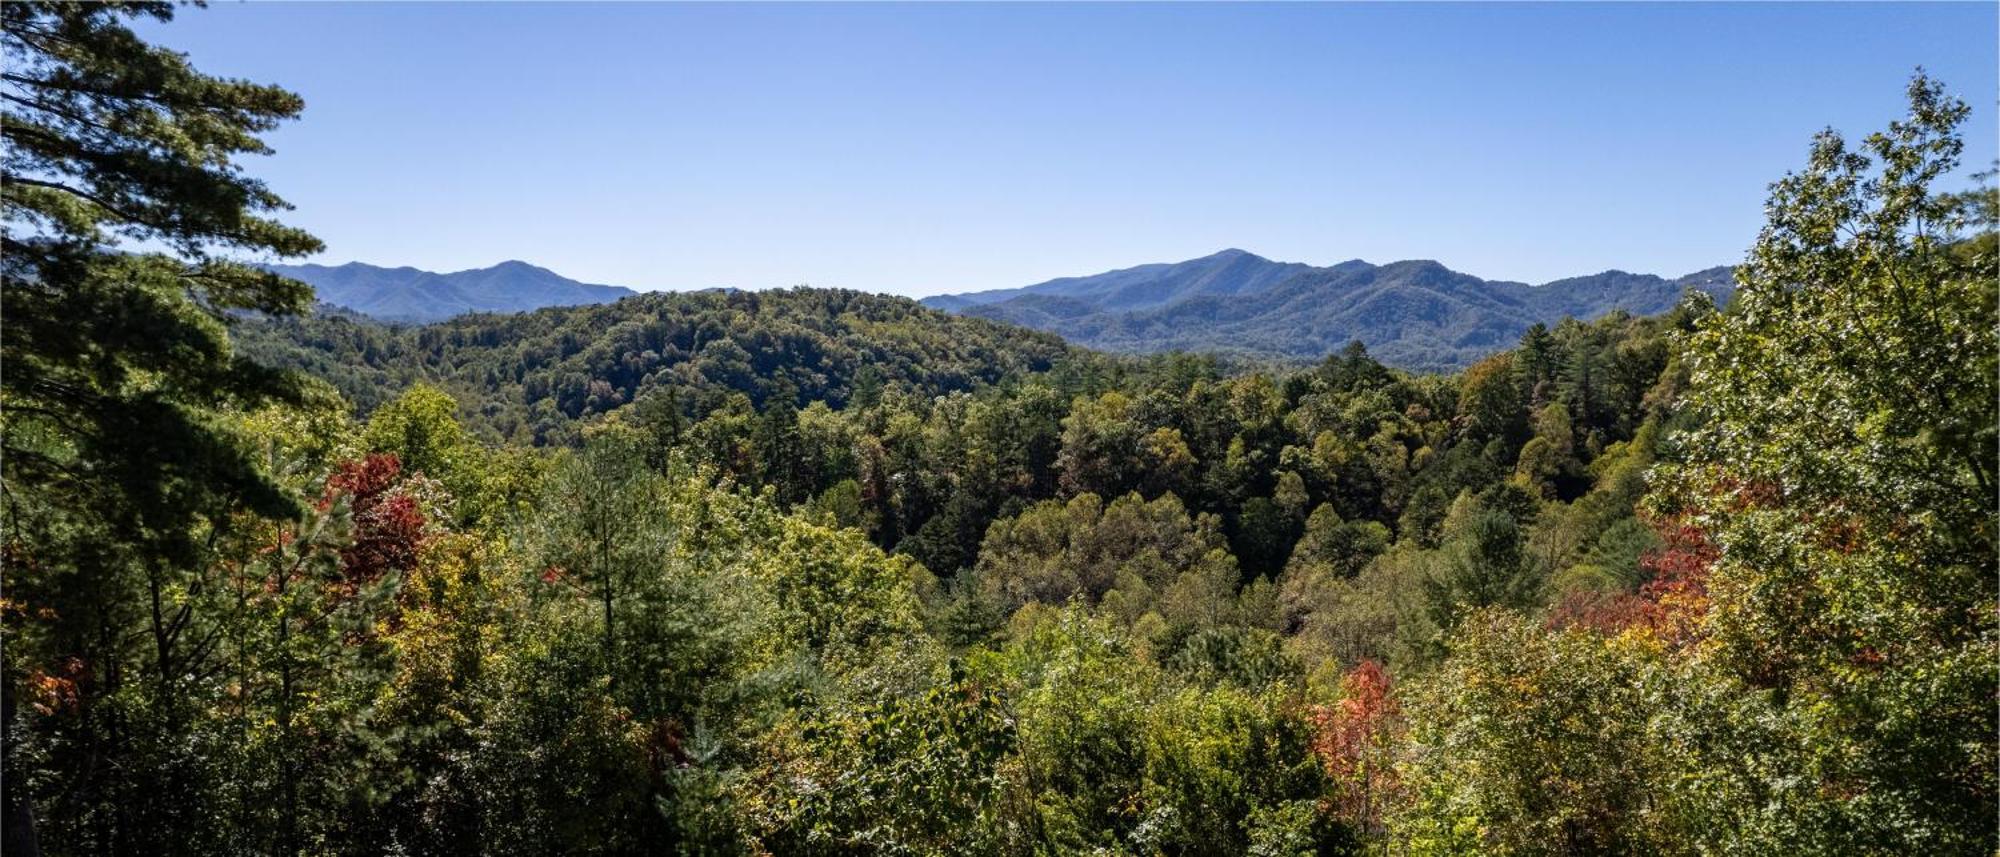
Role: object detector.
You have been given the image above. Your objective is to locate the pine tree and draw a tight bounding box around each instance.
[2,4,322,852]
[4,1,324,547]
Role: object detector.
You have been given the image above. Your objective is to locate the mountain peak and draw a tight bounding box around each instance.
[265,260,634,323]
[922,248,1314,317]
[924,251,1733,373]
[1201,248,1265,263]
[1380,258,1452,276]
[476,259,553,275]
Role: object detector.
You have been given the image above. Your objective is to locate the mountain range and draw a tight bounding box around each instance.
[265,260,635,322]
[275,250,1733,372]
[922,249,1734,371]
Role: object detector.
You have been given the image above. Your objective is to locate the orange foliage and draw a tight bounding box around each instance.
[26,657,85,716]
[1309,660,1401,832]
[1550,519,1716,647]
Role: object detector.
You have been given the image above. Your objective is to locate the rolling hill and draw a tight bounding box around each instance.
[236,287,1086,443]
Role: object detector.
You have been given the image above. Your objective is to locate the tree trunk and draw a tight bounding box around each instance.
[275,539,299,857]
[2,678,43,857]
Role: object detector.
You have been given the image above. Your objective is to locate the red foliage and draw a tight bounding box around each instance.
[323,454,430,583]
[324,452,402,505]
[1548,589,1654,636]
[1639,521,1715,644]
[645,717,693,783]
[1550,519,1716,645]
[1712,476,1783,512]
[1309,660,1401,832]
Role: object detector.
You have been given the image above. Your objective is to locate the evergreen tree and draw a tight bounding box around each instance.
[4,0,324,547]
[3,4,322,853]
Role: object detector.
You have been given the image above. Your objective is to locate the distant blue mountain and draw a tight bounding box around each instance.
[267,260,634,322]
[922,250,1733,371]
[925,248,1315,313]
[270,251,1734,371]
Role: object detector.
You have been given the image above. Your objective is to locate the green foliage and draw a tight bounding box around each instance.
[237,287,1084,444]
[969,491,1236,630]
[1391,612,1671,855]
[2,0,324,548]
[1276,504,1392,630]
[741,664,1016,855]
[1419,489,1542,643]
[48,243,1716,853]
[6,11,1987,853]
[1651,72,1997,852]
[360,383,495,523]
[0,4,332,852]
[1057,391,1146,498]
[978,608,1342,855]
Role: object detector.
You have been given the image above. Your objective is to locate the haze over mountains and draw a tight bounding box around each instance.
[923,249,1734,371]
[283,250,1733,371]
[266,260,634,322]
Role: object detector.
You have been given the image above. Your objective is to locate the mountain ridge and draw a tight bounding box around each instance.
[923,250,1733,371]
[266,259,636,322]
[272,251,1735,372]
[923,248,1318,313]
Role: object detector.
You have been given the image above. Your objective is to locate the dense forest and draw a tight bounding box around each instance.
[233,287,1089,443]
[3,4,1996,856]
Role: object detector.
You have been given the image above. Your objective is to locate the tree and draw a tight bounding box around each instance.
[1511,401,1580,499]
[1654,73,1996,852]
[3,0,323,548]
[970,492,1229,620]
[226,452,410,857]
[1276,504,1391,630]
[1056,391,1144,498]
[742,664,1016,855]
[360,384,487,521]
[1390,612,1669,855]
[990,607,1337,855]
[1453,353,1526,449]
[1512,323,1558,406]
[1422,493,1537,636]
[2,5,323,851]
[1310,660,1401,838]
[530,436,672,699]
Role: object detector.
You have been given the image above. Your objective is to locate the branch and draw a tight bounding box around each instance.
[6,175,149,227]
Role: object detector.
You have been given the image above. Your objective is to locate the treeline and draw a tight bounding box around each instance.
[3,4,1995,855]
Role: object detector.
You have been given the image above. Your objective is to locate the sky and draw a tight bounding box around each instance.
[140,2,1998,297]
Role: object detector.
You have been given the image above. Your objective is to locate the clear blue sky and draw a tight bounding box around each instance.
[142,2,1997,296]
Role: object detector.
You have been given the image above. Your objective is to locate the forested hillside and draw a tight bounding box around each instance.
[923,247,1318,313]
[925,249,1735,371]
[235,287,1085,443]
[3,4,1994,856]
